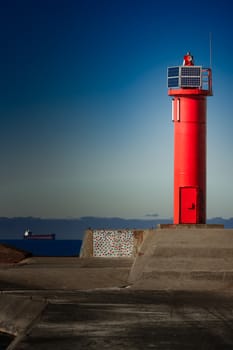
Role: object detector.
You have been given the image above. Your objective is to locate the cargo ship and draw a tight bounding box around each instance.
[24,229,56,240]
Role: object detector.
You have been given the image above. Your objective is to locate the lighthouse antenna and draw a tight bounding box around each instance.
[209,32,212,68]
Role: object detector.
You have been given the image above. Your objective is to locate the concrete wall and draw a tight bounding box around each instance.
[79,229,93,257]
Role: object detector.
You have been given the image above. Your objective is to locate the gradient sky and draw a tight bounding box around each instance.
[1,0,233,219]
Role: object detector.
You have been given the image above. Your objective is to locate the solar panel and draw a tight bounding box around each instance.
[168,77,179,88]
[168,67,179,78]
[167,66,202,88]
[181,66,201,76]
[181,77,201,87]
[167,67,180,88]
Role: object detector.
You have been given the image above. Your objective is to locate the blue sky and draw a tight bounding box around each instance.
[0,0,233,219]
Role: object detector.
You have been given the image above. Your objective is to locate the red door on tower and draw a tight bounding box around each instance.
[180,187,198,224]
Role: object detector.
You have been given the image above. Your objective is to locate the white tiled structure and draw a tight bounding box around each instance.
[93,230,134,257]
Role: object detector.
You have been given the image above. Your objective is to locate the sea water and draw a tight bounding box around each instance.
[0,239,82,257]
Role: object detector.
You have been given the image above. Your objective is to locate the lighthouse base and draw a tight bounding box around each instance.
[157,224,224,229]
[129,226,233,291]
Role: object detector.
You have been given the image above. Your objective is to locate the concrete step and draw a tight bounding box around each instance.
[144,257,233,271]
[23,257,134,268]
[0,266,131,290]
[129,228,233,291]
[144,247,233,258]
[140,270,233,282]
[0,257,134,290]
[154,228,233,247]
[77,257,134,268]
[131,270,233,291]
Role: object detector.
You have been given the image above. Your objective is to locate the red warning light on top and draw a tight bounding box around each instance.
[183,52,194,66]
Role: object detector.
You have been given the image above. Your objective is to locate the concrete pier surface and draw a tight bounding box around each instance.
[1,290,233,349]
[0,227,233,349]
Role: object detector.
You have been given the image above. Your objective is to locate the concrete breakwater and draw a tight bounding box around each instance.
[1,227,233,292]
[81,227,233,291]
[0,226,233,349]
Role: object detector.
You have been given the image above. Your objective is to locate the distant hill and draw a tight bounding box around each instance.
[0,216,232,240]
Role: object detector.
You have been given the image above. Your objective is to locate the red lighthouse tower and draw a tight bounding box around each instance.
[167,53,212,224]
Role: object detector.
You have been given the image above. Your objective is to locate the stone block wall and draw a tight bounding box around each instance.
[93,230,133,257]
[80,229,149,258]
